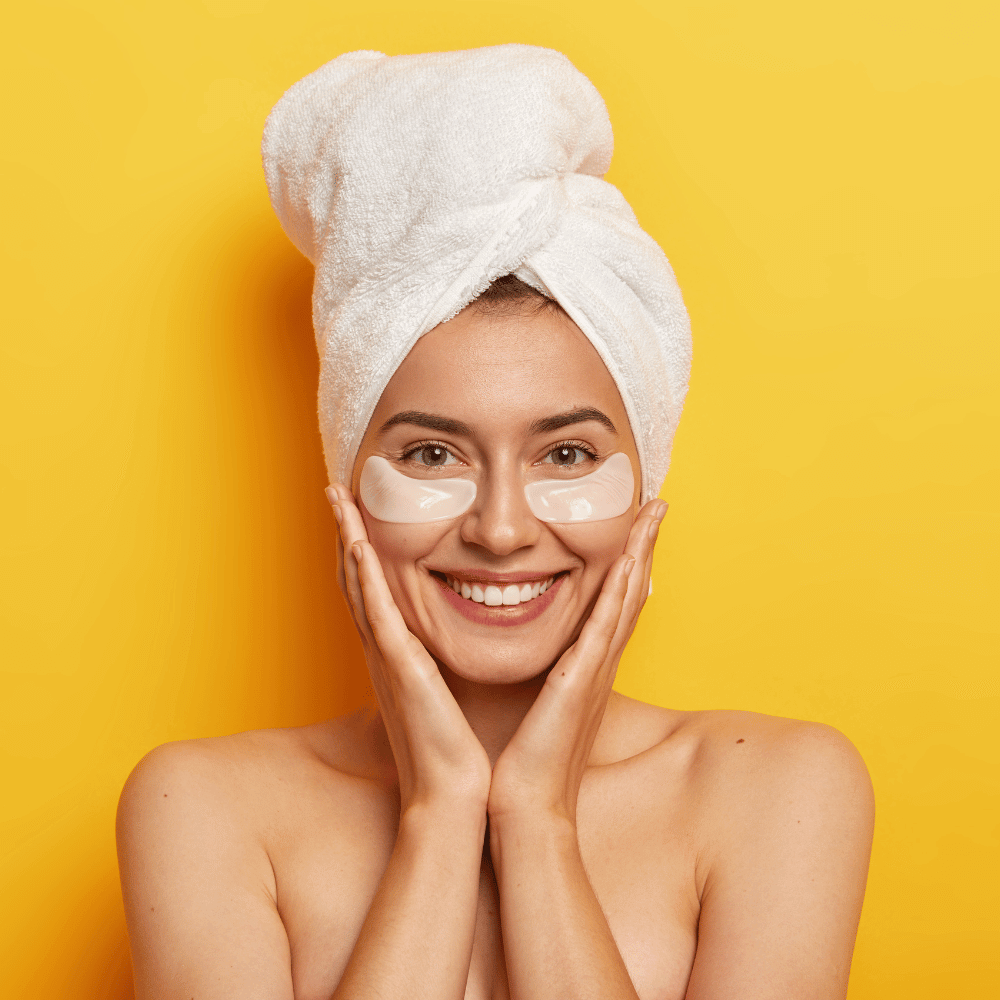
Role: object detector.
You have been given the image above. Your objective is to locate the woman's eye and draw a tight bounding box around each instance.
[411,444,457,467]
[544,446,592,467]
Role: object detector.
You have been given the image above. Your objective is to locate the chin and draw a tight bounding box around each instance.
[430,637,564,688]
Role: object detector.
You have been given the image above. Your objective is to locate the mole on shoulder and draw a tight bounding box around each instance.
[736,739,745,744]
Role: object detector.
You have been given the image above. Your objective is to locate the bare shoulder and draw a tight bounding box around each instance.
[119,727,308,834]
[116,718,392,998]
[679,708,873,805]
[118,714,390,850]
[612,707,876,998]
[609,696,869,783]
[609,699,874,853]
[658,709,875,881]
[117,728,302,903]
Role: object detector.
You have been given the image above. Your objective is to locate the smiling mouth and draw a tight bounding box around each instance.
[430,571,566,607]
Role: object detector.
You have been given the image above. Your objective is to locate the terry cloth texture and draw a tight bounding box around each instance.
[262,44,692,503]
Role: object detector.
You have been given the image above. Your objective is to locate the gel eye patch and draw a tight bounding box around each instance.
[359,452,634,524]
[524,452,634,522]
[360,456,477,522]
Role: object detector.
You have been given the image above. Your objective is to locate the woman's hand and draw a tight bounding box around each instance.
[327,484,492,818]
[487,498,667,828]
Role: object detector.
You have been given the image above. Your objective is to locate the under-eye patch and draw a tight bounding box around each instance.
[360,456,477,522]
[524,452,634,522]
[359,451,634,524]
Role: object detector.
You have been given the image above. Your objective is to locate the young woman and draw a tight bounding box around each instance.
[117,45,874,1000]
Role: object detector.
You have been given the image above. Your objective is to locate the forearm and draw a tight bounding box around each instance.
[490,813,639,1000]
[333,801,486,1000]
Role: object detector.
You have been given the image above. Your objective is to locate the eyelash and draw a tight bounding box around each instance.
[544,440,599,465]
[398,439,600,465]
[399,440,459,465]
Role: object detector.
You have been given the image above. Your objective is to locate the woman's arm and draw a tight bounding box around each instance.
[485,493,873,1000]
[330,796,487,999]
[488,719,873,1000]
[117,739,488,1000]
[486,500,665,1000]
[325,498,493,1000]
[117,740,297,1000]
[119,488,493,1000]
[684,720,874,1000]
[490,810,641,999]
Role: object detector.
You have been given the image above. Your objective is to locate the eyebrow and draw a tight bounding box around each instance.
[379,406,617,438]
[379,410,474,436]
[528,406,617,435]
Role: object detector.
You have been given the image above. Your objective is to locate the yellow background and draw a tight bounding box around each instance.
[2,1,997,996]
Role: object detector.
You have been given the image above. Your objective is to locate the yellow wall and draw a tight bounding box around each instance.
[2,1,996,995]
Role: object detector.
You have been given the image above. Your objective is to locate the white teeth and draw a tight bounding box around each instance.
[445,575,556,606]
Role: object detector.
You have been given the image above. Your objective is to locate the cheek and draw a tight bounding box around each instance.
[547,514,633,572]
[361,509,449,592]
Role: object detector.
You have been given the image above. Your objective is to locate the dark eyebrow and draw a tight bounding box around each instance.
[379,410,474,437]
[528,406,617,436]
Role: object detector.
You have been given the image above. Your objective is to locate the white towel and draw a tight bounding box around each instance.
[262,44,691,503]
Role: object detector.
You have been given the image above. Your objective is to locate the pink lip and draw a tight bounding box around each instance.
[433,573,565,627]
[428,568,567,585]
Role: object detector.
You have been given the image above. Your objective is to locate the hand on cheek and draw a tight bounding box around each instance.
[326,483,492,813]
[488,499,666,826]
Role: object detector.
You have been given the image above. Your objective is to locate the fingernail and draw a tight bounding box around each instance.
[648,519,660,540]
[657,501,669,522]
[624,555,636,573]
[352,542,363,562]
[332,504,343,524]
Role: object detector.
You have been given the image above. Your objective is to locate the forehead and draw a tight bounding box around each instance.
[370,305,629,430]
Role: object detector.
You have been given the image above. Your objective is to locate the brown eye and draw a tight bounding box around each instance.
[419,445,450,466]
[550,446,585,466]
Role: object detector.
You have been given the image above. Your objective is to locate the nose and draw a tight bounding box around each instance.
[459,462,541,556]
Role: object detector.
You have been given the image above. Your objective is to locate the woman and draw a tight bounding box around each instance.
[117,45,874,999]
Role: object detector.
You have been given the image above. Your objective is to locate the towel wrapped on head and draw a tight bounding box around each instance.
[261,44,692,504]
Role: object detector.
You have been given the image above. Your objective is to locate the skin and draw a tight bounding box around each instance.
[116,303,875,1000]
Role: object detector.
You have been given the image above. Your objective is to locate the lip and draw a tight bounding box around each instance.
[433,572,566,627]
[428,568,568,585]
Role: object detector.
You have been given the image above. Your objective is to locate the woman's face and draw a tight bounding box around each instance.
[351,302,641,686]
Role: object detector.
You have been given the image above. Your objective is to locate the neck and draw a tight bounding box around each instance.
[435,661,548,766]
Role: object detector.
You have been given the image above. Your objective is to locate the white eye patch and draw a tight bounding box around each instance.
[360,456,477,522]
[359,452,634,524]
[524,452,634,523]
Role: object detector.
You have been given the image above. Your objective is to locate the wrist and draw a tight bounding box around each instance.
[487,786,578,831]
[488,808,579,880]
[400,796,489,842]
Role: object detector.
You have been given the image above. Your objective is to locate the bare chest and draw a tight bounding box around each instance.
[271,777,699,1000]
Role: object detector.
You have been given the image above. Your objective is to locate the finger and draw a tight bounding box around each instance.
[612,501,667,647]
[326,484,373,642]
[334,532,372,646]
[335,534,347,603]
[352,540,434,679]
[556,553,635,682]
[328,482,371,550]
[622,499,665,562]
[624,500,665,595]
